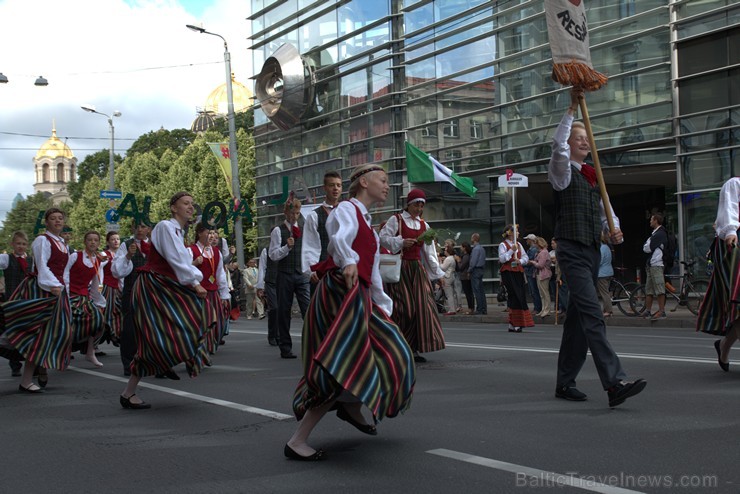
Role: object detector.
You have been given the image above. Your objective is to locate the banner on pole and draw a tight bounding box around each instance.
[208,142,235,197]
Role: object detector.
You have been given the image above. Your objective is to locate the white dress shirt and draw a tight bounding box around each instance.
[547,112,620,232]
[498,241,529,265]
[301,202,335,275]
[63,251,106,308]
[32,232,67,292]
[269,221,299,262]
[188,241,230,300]
[379,211,445,280]
[328,198,393,317]
[715,177,740,240]
[150,219,203,286]
[111,237,149,280]
[255,248,267,290]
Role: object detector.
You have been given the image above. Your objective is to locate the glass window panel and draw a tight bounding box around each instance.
[679,73,731,115]
[678,31,728,77]
[339,1,390,37]
[404,2,434,34]
[298,12,337,53]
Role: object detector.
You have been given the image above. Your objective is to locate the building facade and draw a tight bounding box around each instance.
[249,0,739,289]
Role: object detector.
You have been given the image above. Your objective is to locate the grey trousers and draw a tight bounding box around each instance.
[555,239,627,390]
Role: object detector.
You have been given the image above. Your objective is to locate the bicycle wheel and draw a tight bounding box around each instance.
[685,279,709,315]
[629,285,647,316]
[613,281,639,316]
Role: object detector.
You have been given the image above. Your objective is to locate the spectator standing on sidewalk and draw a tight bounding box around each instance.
[524,234,542,314]
[642,213,668,320]
[469,233,487,315]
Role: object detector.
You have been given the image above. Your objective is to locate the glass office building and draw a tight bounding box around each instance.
[249,0,739,289]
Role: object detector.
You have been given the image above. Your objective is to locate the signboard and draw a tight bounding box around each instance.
[105,223,120,233]
[498,170,528,188]
[100,190,123,199]
[105,208,119,223]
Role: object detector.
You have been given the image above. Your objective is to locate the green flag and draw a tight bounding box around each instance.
[405,141,477,198]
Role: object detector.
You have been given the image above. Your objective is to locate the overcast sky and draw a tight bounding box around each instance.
[0,0,253,224]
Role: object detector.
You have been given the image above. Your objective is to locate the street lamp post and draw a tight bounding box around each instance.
[186,24,245,270]
[81,104,121,191]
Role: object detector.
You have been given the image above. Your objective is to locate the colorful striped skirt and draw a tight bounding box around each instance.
[292,269,415,422]
[131,271,205,378]
[697,238,740,335]
[501,270,535,328]
[1,277,72,369]
[203,290,220,354]
[101,285,122,338]
[70,294,105,344]
[384,259,445,353]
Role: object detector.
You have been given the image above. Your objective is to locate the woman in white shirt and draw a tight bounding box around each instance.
[379,189,446,363]
[119,192,207,410]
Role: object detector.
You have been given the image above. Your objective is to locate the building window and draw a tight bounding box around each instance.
[421,120,436,138]
[443,119,459,138]
[470,121,483,140]
[42,163,49,183]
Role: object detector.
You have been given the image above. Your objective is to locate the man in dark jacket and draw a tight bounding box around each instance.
[642,213,668,320]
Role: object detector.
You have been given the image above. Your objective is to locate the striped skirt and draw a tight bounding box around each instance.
[292,269,415,422]
[203,290,220,354]
[1,277,72,369]
[384,259,445,353]
[501,271,535,328]
[101,285,122,338]
[70,294,105,344]
[131,271,206,378]
[697,238,740,335]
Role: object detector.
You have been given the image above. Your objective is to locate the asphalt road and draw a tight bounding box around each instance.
[1,316,736,494]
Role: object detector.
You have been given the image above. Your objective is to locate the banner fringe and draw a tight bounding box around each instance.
[552,61,608,91]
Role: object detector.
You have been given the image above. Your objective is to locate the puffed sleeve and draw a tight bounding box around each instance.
[379,214,403,254]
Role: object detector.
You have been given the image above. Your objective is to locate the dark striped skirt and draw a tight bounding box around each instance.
[1,277,72,369]
[70,294,105,344]
[384,259,445,353]
[101,285,122,338]
[203,290,220,354]
[292,269,415,422]
[131,271,205,378]
[697,238,740,335]
[501,270,535,328]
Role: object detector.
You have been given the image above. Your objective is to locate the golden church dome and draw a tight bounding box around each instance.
[203,74,254,115]
[36,126,74,160]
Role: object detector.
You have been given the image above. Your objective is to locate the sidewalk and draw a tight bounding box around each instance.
[442,302,699,329]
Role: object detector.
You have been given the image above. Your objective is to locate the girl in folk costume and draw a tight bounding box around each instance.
[99,231,123,345]
[379,188,446,363]
[286,164,415,461]
[1,208,72,392]
[64,231,107,368]
[498,225,535,332]
[119,192,207,410]
[698,177,740,371]
[0,231,34,377]
[190,224,230,356]
[211,231,232,341]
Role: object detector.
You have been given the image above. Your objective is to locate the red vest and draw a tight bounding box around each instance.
[500,240,524,273]
[311,202,377,287]
[42,233,69,284]
[138,244,177,281]
[102,250,120,288]
[69,252,99,297]
[398,214,426,261]
[190,244,220,291]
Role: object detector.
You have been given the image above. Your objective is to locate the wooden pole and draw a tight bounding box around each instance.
[577,94,616,233]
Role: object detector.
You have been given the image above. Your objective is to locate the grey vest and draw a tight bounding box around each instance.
[553,166,602,247]
[121,238,149,312]
[278,223,303,274]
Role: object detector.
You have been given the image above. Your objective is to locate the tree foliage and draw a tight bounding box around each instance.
[0,192,53,252]
[127,128,197,159]
[67,149,122,202]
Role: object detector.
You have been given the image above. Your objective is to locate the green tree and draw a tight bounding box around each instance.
[66,176,109,249]
[127,128,196,159]
[68,149,122,202]
[0,192,53,252]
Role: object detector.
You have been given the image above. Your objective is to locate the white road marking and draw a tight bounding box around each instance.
[69,366,293,421]
[427,449,645,494]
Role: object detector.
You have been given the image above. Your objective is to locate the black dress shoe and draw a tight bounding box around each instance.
[18,383,43,394]
[120,394,151,410]
[413,353,427,363]
[714,340,730,372]
[268,339,278,346]
[337,405,377,435]
[280,352,297,359]
[555,386,587,401]
[284,444,325,461]
[607,379,647,407]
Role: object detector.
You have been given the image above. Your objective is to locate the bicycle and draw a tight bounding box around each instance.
[608,267,641,316]
[629,260,709,316]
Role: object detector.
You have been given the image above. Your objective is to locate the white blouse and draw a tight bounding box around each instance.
[379,211,445,280]
[63,251,106,308]
[715,177,740,240]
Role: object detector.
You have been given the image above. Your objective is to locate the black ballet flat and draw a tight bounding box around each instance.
[162,369,181,380]
[714,340,730,372]
[120,394,151,410]
[18,383,43,394]
[284,444,325,461]
[337,405,378,436]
